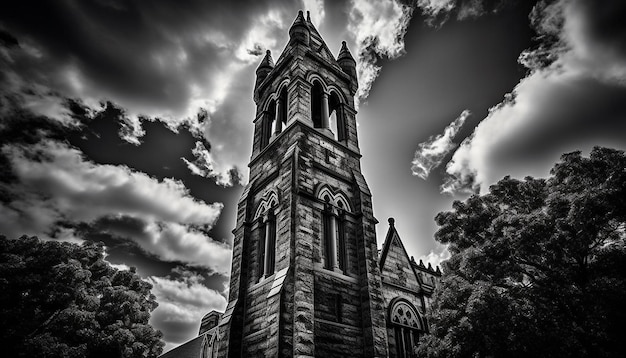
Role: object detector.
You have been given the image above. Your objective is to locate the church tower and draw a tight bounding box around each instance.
[217,11,389,357]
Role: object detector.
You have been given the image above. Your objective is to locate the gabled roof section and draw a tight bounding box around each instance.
[379,218,423,289]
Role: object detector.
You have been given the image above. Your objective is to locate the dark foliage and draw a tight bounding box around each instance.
[0,236,164,357]
[420,147,626,358]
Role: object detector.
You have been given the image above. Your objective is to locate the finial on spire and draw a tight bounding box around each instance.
[289,10,310,46]
[256,49,274,71]
[388,217,395,226]
[338,41,355,62]
[307,11,311,22]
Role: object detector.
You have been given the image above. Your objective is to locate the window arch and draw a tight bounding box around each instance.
[389,298,426,358]
[254,190,279,279]
[261,98,276,149]
[316,185,351,273]
[201,332,217,358]
[311,80,325,129]
[260,84,289,150]
[278,85,288,126]
[329,90,346,142]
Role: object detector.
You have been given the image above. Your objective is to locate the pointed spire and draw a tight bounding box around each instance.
[256,50,274,71]
[255,50,274,90]
[338,41,355,63]
[293,9,306,25]
[289,10,310,46]
[337,41,358,94]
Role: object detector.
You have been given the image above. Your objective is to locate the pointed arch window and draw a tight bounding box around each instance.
[261,99,276,149]
[260,86,288,150]
[317,186,351,273]
[311,80,325,129]
[278,86,288,126]
[329,91,346,142]
[254,190,279,279]
[389,299,426,358]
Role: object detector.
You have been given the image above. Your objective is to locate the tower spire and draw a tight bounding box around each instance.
[337,41,358,94]
[288,10,310,46]
[255,49,274,90]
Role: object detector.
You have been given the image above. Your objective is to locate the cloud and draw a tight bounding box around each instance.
[103,246,131,271]
[417,0,456,18]
[419,244,451,269]
[411,110,470,180]
[148,269,227,350]
[302,0,326,28]
[0,1,299,186]
[0,139,229,271]
[430,0,626,194]
[182,141,242,187]
[347,0,414,102]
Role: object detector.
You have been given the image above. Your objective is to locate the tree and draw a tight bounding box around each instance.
[419,147,626,358]
[0,236,164,357]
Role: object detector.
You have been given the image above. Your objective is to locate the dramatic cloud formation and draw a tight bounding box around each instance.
[347,0,414,102]
[0,139,228,271]
[0,1,302,187]
[183,141,242,187]
[148,268,227,350]
[421,0,626,193]
[411,109,470,180]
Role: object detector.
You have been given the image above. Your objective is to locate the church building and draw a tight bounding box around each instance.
[161,11,441,358]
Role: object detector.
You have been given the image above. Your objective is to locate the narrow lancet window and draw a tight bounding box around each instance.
[329,91,346,141]
[254,190,279,280]
[311,80,330,129]
[262,99,276,148]
[318,187,351,274]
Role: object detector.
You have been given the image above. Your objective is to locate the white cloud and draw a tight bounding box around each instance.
[411,110,470,180]
[148,272,227,348]
[302,0,325,28]
[417,0,456,18]
[0,140,227,270]
[347,0,414,102]
[234,9,287,64]
[437,0,626,194]
[419,244,450,269]
[103,246,131,271]
[140,222,232,273]
[182,141,241,187]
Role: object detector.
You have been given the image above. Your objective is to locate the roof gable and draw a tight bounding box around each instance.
[379,219,422,290]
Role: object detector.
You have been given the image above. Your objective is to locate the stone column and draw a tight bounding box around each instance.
[321,92,330,129]
[274,99,283,134]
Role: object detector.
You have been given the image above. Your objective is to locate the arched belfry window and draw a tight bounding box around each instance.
[254,190,279,279]
[311,80,325,129]
[260,86,288,150]
[389,299,426,358]
[316,185,351,273]
[329,91,346,141]
[261,99,276,149]
[278,86,288,125]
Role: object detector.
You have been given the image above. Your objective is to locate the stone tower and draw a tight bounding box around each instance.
[216,11,389,357]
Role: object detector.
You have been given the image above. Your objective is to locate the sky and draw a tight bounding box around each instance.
[1,0,625,352]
